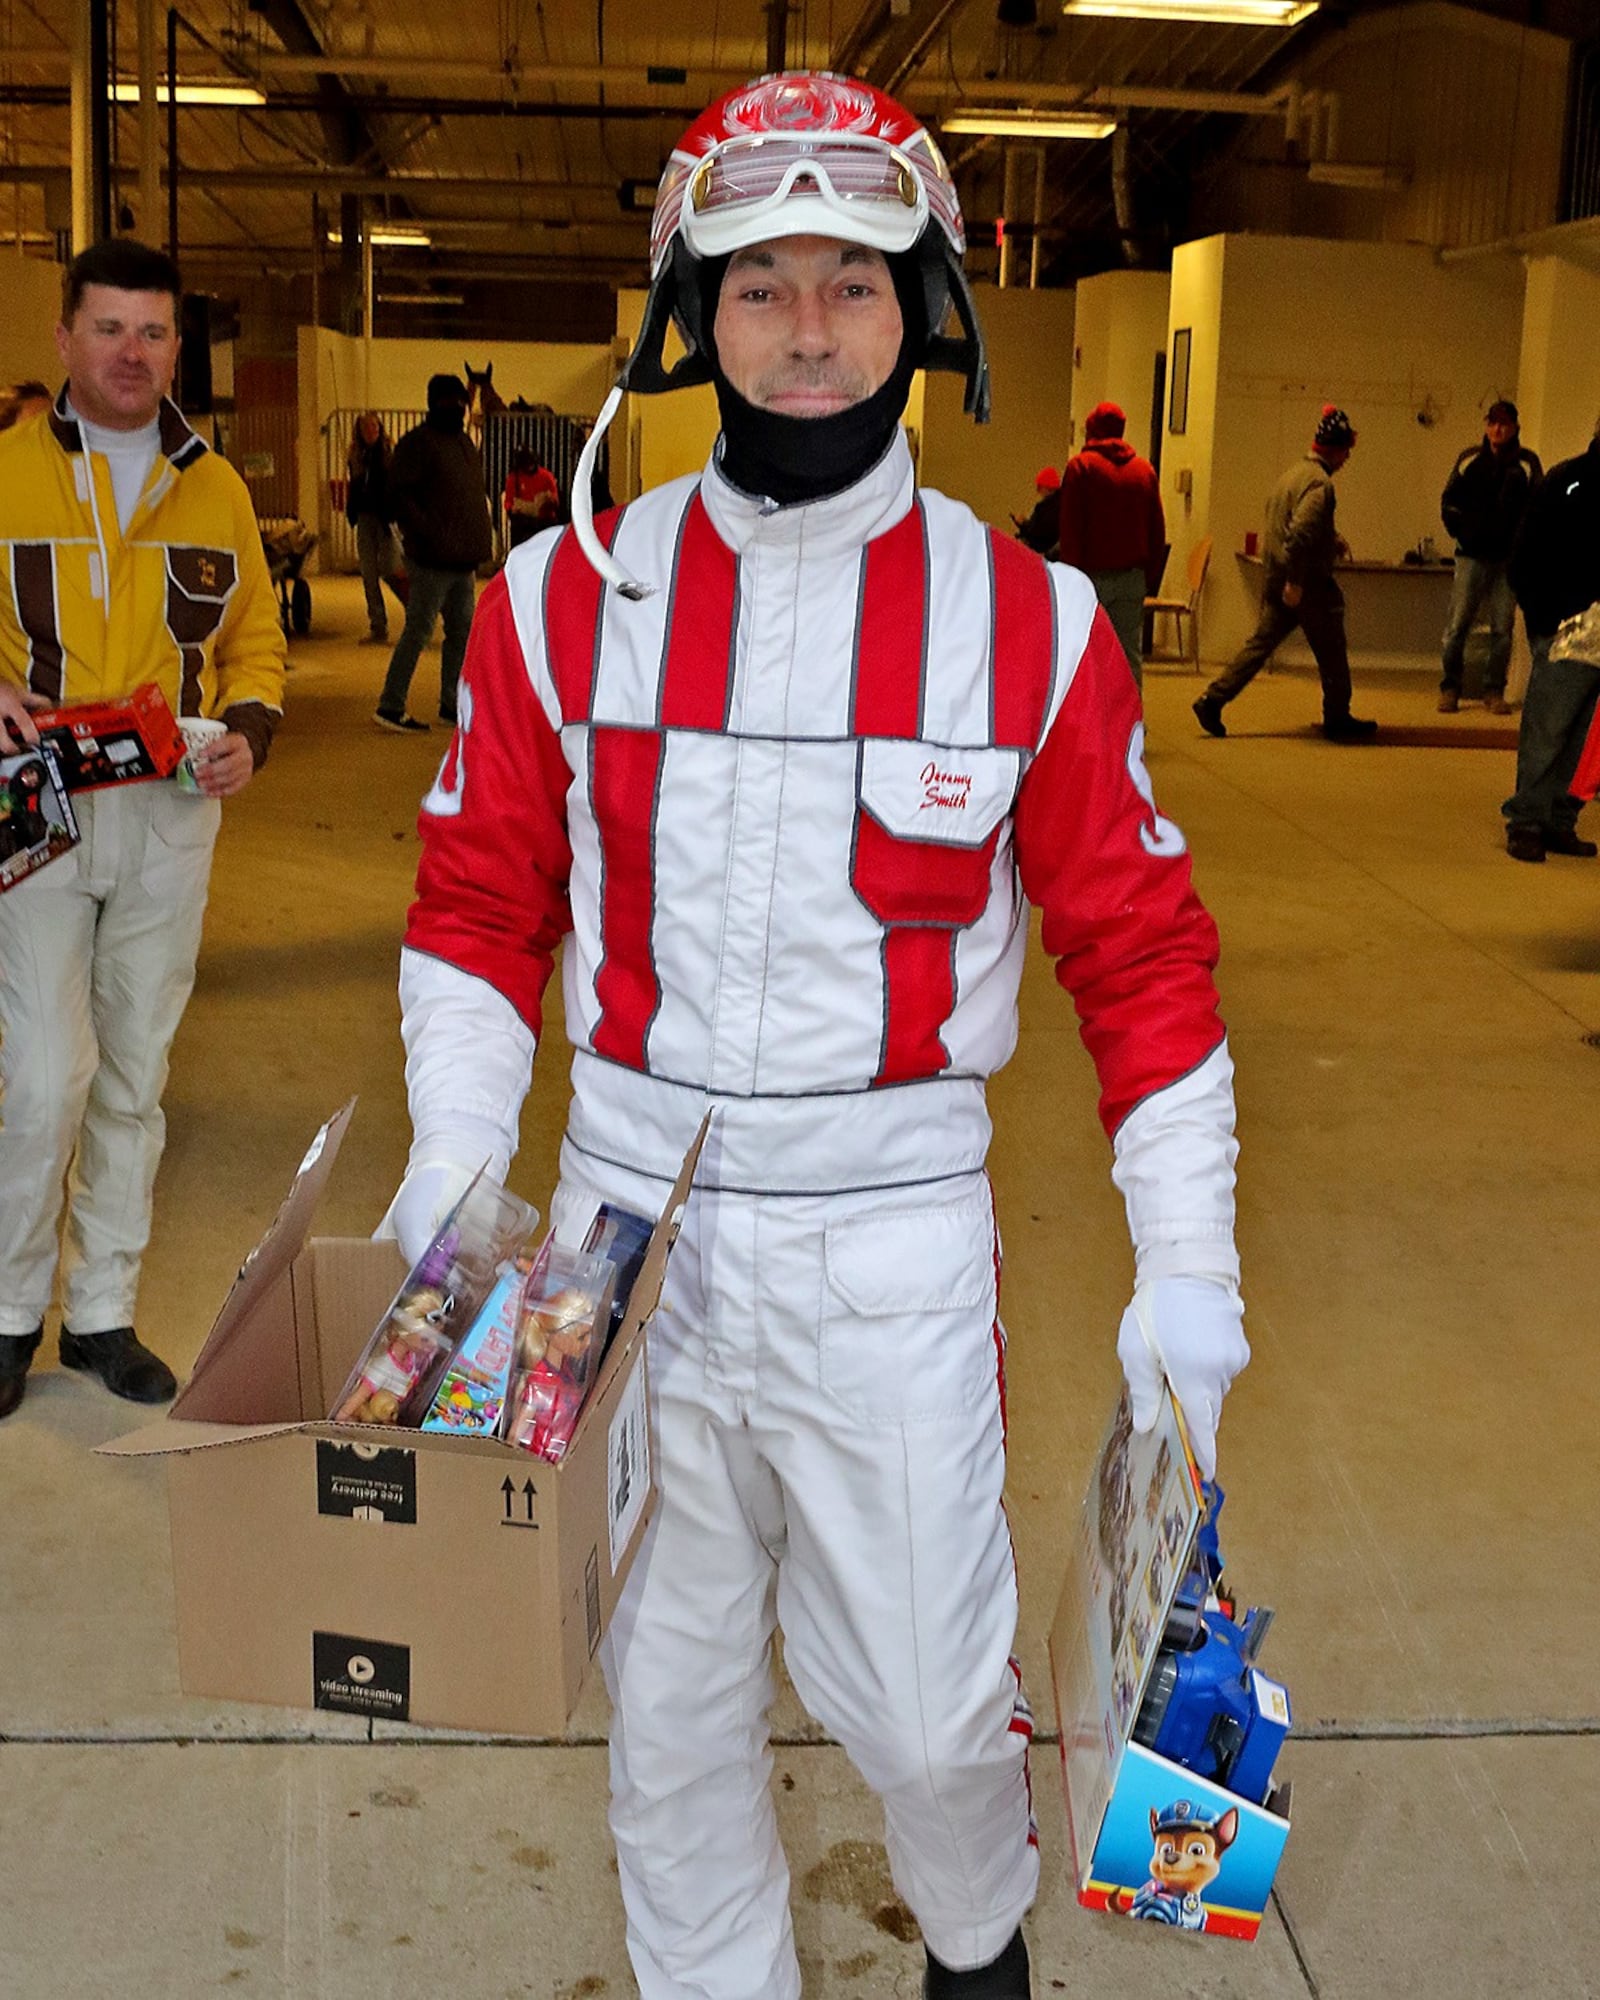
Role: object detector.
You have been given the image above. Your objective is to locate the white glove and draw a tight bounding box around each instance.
[376,1158,482,1267]
[1116,1276,1249,1482]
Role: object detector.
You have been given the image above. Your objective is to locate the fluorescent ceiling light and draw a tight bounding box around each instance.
[1061,0,1316,24]
[326,227,432,248]
[1307,161,1408,191]
[378,292,466,306]
[942,110,1116,140]
[110,79,267,106]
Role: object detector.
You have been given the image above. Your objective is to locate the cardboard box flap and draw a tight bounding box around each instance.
[614,1111,711,1347]
[560,1110,710,1464]
[98,1416,305,1458]
[172,1100,356,1423]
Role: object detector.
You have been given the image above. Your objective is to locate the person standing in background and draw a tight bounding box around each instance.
[345,412,405,646]
[1194,406,1378,743]
[0,238,285,1424]
[1011,465,1060,557]
[1056,404,1165,686]
[375,373,492,734]
[1437,399,1541,715]
[503,449,560,550]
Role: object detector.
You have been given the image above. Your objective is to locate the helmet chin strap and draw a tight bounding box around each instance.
[571,384,654,602]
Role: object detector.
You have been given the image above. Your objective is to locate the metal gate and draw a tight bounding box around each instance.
[322,407,609,571]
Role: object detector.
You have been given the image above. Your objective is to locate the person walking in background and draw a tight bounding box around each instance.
[374,374,492,734]
[1501,418,1600,863]
[1437,399,1541,715]
[345,412,405,646]
[1056,404,1165,686]
[1194,406,1378,744]
[0,238,285,1423]
[1011,464,1060,557]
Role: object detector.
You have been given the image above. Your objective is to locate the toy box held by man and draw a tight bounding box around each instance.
[0,742,78,894]
[99,1102,702,1735]
[1049,1385,1291,1941]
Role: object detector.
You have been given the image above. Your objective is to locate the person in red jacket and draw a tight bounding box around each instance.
[1058,403,1166,686]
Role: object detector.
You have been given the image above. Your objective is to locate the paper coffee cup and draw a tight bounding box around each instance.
[175,716,227,795]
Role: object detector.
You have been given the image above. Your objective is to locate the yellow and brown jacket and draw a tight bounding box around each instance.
[0,390,285,766]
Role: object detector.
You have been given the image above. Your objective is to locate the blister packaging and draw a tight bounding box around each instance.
[503,1239,617,1463]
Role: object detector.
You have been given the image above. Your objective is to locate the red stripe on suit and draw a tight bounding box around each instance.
[660,491,738,730]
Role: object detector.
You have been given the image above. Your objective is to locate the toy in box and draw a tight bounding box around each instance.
[504,1240,617,1463]
[330,1169,537,1428]
[37,682,186,791]
[0,742,79,894]
[419,1253,532,1437]
[1049,1387,1291,1942]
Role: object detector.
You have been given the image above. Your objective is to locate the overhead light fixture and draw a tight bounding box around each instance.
[326,227,432,248]
[942,110,1116,139]
[377,292,466,306]
[1307,161,1408,191]
[1061,0,1316,24]
[110,79,267,106]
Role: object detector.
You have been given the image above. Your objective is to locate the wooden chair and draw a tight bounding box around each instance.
[1144,534,1212,669]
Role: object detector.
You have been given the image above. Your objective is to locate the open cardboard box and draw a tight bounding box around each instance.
[1049,1387,1291,1941]
[102,1102,705,1735]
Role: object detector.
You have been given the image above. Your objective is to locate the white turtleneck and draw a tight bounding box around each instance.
[71,404,162,534]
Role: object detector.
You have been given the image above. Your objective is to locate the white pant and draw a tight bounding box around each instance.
[551,1153,1040,2000]
[0,783,219,1336]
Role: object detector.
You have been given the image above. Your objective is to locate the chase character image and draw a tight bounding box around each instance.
[1113,1799,1239,1930]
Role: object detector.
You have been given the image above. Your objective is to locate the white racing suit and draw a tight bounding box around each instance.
[400,432,1238,1997]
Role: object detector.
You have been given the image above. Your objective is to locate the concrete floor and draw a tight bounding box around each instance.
[5,576,1598,1998]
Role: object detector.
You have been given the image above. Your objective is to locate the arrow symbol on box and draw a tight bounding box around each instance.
[522,1478,536,1522]
[501,1475,515,1520]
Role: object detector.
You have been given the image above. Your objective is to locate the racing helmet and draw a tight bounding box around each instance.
[573,71,989,597]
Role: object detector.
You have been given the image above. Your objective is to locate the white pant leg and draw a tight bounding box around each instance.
[560,1176,800,2000]
[755,1179,1039,1974]
[569,1162,1038,1993]
[0,825,101,1335]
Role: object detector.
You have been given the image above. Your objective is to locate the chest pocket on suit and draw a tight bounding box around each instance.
[850,738,1020,929]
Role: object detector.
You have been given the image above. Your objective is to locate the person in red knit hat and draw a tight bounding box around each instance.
[1194,406,1378,743]
[1011,464,1061,557]
[1057,403,1166,685]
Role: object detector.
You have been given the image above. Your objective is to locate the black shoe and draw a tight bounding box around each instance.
[59,1327,177,1404]
[925,1929,1030,1998]
[1322,713,1379,742]
[374,709,429,734]
[438,704,458,727]
[1506,824,1546,863]
[1192,694,1227,738]
[1544,828,1598,858]
[0,1327,41,1422]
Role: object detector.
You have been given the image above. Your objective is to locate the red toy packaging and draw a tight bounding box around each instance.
[37,683,186,791]
[330,1170,537,1428]
[503,1240,617,1463]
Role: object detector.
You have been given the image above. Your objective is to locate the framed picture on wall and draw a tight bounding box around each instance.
[1168,327,1192,436]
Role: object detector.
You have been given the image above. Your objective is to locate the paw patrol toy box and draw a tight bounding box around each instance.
[1049,1388,1291,1941]
[100,1102,702,1736]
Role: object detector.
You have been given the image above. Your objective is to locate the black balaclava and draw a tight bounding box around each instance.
[700,250,928,506]
[426,373,469,433]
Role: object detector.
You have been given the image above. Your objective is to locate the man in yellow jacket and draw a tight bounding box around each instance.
[0,239,285,1422]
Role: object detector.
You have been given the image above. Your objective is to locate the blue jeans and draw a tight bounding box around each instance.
[354,515,402,640]
[1502,636,1600,835]
[378,564,476,718]
[1440,555,1514,695]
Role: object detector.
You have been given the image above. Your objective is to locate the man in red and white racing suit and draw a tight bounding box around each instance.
[385,72,1246,2000]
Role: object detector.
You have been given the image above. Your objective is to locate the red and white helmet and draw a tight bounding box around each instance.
[651,72,964,273]
[576,72,989,598]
